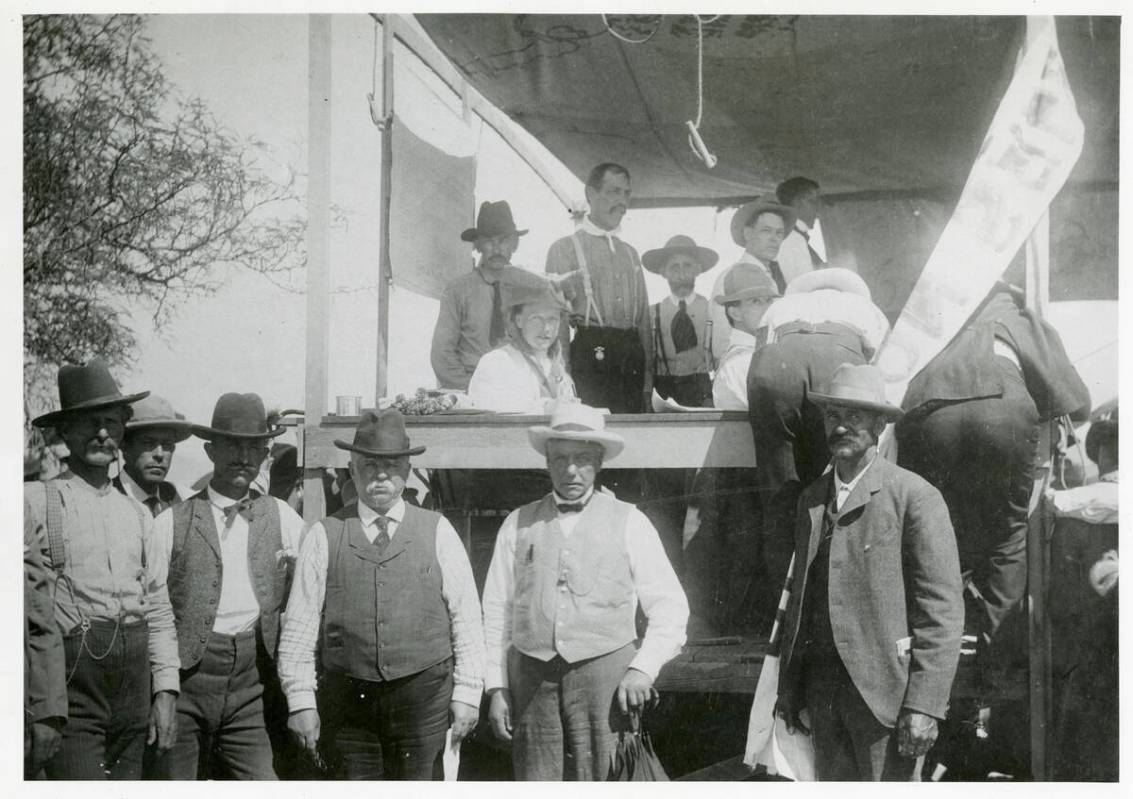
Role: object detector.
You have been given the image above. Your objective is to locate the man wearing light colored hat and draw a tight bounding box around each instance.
[712,263,780,411]
[482,404,688,780]
[774,364,963,781]
[115,394,192,516]
[279,408,485,780]
[149,392,306,779]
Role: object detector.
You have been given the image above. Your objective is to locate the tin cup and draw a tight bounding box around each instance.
[335,395,362,417]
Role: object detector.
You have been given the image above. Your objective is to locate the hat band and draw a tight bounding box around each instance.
[822,385,888,406]
[551,423,601,433]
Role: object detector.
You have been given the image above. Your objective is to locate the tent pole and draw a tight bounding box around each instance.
[302,14,332,526]
[375,15,395,402]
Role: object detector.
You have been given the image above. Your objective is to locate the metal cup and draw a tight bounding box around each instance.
[335,395,362,416]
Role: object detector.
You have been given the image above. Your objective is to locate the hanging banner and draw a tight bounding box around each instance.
[874,16,1084,405]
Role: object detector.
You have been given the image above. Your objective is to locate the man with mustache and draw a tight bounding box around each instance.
[546,163,653,413]
[114,394,192,516]
[279,409,485,779]
[148,392,306,779]
[431,200,532,391]
[25,359,180,779]
[774,364,963,781]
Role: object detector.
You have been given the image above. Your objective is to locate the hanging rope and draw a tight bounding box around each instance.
[601,14,664,45]
[686,15,718,169]
[367,17,384,128]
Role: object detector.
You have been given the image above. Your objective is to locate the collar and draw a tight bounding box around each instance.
[64,469,116,497]
[358,496,405,526]
[728,327,757,349]
[552,486,595,507]
[738,251,771,271]
[476,264,510,284]
[833,451,877,498]
[795,219,811,234]
[119,466,168,503]
[667,292,700,307]
[208,484,252,510]
[579,216,622,251]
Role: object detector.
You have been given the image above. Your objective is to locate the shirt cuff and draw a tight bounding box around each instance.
[151,667,180,695]
[627,653,663,683]
[485,662,509,692]
[451,685,482,708]
[287,689,318,713]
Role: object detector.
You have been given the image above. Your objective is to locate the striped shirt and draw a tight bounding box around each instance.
[545,227,650,332]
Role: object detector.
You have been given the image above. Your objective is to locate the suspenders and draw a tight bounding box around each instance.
[569,233,604,327]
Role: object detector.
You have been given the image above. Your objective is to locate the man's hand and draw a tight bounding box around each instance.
[774,693,810,736]
[896,710,938,758]
[488,689,513,741]
[288,708,321,758]
[148,690,178,752]
[616,667,656,715]
[26,719,63,774]
[449,700,479,747]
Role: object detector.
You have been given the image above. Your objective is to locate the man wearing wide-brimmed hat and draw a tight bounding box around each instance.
[279,408,485,780]
[712,263,780,411]
[643,234,718,408]
[431,200,532,391]
[114,394,192,516]
[149,392,306,780]
[25,359,180,779]
[774,364,963,781]
[482,404,688,780]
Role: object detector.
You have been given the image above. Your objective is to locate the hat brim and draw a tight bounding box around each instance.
[713,288,780,305]
[32,390,151,428]
[125,419,194,443]
[785,268,871,299]
[334,439,426,457]
[460,227,529,243]
[641,246,719,275]
[808,392,904,421]
[730,202,797,247]
[192,424,287,441]
[527,427,625,460]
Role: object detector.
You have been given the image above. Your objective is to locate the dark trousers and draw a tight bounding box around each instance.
[653,372,712,408]
[151,629,276,780]
[896,359,1040,639]
[803,658,917,781]
[747,326,866,588]
[46,619,150,780]
[569,326,645,413]
[319,658,453,780]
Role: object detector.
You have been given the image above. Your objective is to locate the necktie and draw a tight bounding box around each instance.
[768,261,787,295]
[556,502,586,514]
[800,229,825,267]
[671,299,698,353]
[144,494,164,518]
[222,496,254,527]
[374,515,391,554]
[489,281,505,346]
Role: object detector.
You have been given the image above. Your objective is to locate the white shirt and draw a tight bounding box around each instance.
[468,343,577,413]
[482,489,689,691]
[759,288,891,357]
[1049,471,1119,525]
[151,488,307,635]
[277,497,486,710]
[709,252,777,365]
[777,218,830,288]
[117,467,152,504]
[832,453,876,511]
[712,327,758,411]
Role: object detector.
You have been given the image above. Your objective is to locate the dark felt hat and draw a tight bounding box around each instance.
[334,408,425,457]
[191,393,286,440]
[1085,417,1118,464]
[730,198,797,247]
[641,235,719,275]
[461,200,529,242]
[125,395,193,442]
[32,358,149,428]
[809,363,904,421]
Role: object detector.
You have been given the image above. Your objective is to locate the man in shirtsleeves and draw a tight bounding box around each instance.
[114,394,192,516]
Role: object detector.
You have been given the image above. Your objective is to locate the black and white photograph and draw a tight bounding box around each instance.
[14,3,1123,786]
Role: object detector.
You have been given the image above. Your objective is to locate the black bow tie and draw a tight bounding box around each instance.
[556,501,587,514]
[222,496,254,526]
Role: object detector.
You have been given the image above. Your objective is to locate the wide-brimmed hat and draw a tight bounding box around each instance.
[713,263,781,305]
[809,363,903,420]
[500,271,572,314]
[1085,415,1118,464]
[786,267,872,300]
[125,394,193,442]
[191,392,286,441]
[334,408,426,457]
[641,235,719,275]
[528,403,624,460]
[730,198,797,247]
[32,358,149,428]
[461,200,529,242]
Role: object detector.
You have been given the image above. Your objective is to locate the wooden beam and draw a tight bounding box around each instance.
[302,15,332,526]
[375,16,394,402]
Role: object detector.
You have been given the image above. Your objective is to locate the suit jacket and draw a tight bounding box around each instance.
[778,457,964,726]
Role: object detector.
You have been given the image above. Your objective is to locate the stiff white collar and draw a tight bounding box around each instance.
[358,496,406,526]
[579,216,622,251]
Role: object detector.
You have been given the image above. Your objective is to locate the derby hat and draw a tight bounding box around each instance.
[713,263,781,305]
[730,198,797,247]
[528,403,624,460]
[1085,416,1118,464]
[125,394,193,442]
[785,267,872,300]
[641,235,719,275]
[809,363,903,420]
[500,271,572,314]
[32,358,149,428]
[461,200,529,242]
[191,392,286,440]
[334,408,426,457]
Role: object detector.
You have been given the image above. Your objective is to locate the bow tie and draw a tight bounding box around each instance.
[556,501,587,514]
[222,497,254,526]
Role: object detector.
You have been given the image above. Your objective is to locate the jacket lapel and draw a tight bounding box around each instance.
[804,474,832,572]
[836,456,884,521]
[192,494,222,560]
[379,509,413,564]
[346,516,385,565]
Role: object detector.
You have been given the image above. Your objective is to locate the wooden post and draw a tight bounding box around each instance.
[375,16,395,402]
[302,15,332,526]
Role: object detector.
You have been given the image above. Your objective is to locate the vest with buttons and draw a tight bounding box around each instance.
[168,492,287,669]
[320,502,451,682]
[512,492,636,663]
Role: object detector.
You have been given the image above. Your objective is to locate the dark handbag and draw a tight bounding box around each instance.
[607,712,669,781]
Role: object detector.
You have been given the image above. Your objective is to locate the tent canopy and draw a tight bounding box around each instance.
[417,14,1118,207]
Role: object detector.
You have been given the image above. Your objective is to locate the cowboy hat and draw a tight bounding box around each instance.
[125,394,193,442]
[528,403,624,460]
[641,235,719,275]
[32,358,149,428]
[191,393,287,440]
[461,200,529,242]
[730,198,797,247]
[785,267,872,300]
[713,263,781,305]
[334,408,426,457]
[500,271,572,314]
[809,363,903,420]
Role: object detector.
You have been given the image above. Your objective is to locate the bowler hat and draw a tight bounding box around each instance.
[809,363,903,420]
[641,235,719,275]
[713,263,781,305]
[32,358,149,428]
[786,267,873,300]
[1085,416,1118,465]
[334,408,426,457]
[461,200,528,242]
[191,393,286,440]
[730,198,797,247]
[528,403,624,460]
[125,395,193,442]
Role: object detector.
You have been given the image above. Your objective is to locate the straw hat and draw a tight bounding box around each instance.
[729,198,796,247]
[641,235,719,275]
[808,363,903,420]
[527,403,624,460]
[785,267,872,300]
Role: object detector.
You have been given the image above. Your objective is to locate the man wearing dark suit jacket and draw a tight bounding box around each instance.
[776,364,963,781]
